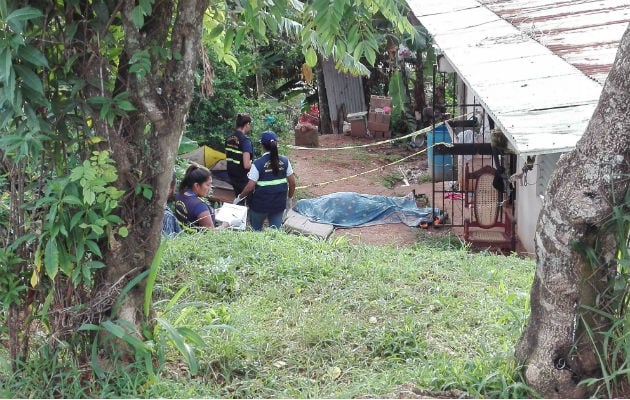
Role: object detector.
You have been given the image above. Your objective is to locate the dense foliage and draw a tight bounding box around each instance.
[185,48,302,152]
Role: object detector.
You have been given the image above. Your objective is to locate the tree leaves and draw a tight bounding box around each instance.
[131,0,154,28]
[212,0,415,76]
[305,47,317,67]
[44,238,59,280]
[14,64,43,95]
[129,49,151,79]
[388,70,415,132]
[0,6,50,116]
[4,7,42,34]
[18,45,48,68]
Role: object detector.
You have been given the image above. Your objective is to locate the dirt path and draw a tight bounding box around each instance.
[289,133,442,247]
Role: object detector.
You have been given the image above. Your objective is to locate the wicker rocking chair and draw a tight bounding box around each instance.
[463,164,516,252]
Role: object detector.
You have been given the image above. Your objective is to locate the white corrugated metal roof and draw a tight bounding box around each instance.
[406,0,629,156]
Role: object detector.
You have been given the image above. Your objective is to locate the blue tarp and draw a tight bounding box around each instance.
[292,192,443,228]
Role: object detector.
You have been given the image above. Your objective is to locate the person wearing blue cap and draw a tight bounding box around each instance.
[235,130,296,231]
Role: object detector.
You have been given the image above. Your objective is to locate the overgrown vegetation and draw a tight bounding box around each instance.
[1,231,536,398]
[186,48,302,152]
[573,185,630,397]
[0,1,419,376]
[2,0,628,396]
[380,172,403,189]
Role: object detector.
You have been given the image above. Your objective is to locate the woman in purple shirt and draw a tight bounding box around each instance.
[174,164,216,229]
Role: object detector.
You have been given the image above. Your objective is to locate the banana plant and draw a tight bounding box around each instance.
[388,70,417,135]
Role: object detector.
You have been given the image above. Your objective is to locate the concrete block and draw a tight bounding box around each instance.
[369,95,392,111]
[283,209,334,239]
[347,111,368,138]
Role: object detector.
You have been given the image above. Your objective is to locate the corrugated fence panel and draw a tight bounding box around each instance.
[322,58,366,133]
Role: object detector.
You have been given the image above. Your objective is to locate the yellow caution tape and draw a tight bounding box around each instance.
[288,120,445,151]
[288,112,472,151]
[295,142,453,190]
[290,113,471,190]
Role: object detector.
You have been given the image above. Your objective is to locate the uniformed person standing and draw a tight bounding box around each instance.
[237,131,296,231]
[225,113,254,205]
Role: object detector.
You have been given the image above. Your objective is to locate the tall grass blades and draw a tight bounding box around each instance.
[577,182,630,397]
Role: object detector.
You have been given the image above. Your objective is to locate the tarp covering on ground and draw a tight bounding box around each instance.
[292,192,443,228]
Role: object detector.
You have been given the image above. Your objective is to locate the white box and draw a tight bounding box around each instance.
[215,203,248,230]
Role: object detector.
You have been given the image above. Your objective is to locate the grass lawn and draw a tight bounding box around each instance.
[150,230,535,398]
[1,229,536,398]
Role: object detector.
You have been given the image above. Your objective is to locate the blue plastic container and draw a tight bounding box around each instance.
[427,125,454,182]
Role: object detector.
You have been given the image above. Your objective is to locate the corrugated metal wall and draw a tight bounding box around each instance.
[322,57,366,133]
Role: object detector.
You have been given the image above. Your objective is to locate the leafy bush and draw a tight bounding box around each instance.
[186,49,301,152]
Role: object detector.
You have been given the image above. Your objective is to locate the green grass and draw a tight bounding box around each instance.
[1,229,536,398]
[379,172,403,189]
[382,153,405,164]
[418,173,433,183]
[156,230,534,398]
[350,147,373,163]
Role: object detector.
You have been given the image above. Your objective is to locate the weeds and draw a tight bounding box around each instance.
[573,184,630,397]
[379,172,403,189]
[418,173,433,183]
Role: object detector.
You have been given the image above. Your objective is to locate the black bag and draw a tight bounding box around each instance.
[493,166,506,193]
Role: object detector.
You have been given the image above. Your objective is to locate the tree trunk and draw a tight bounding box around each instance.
[316,53,332,135]
[254,39,264,98]
[413,49,427,128]
[515,25,630,398]
[255,72,264,98]
[97,0,209,332]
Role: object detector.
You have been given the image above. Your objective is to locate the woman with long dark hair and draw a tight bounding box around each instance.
[237,131,296,231]
[174,163,216,229]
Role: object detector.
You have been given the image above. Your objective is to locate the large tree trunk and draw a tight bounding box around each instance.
[413,49,427,128]
[515,25,630,398]
[97,0,209,332]
[316,53,332,135]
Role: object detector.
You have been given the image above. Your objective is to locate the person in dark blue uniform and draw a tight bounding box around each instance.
[174,164,216,229]
[225,113,254,205]
[236,131,296,231]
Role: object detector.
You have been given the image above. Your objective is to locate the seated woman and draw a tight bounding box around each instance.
[174,163,216,229]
